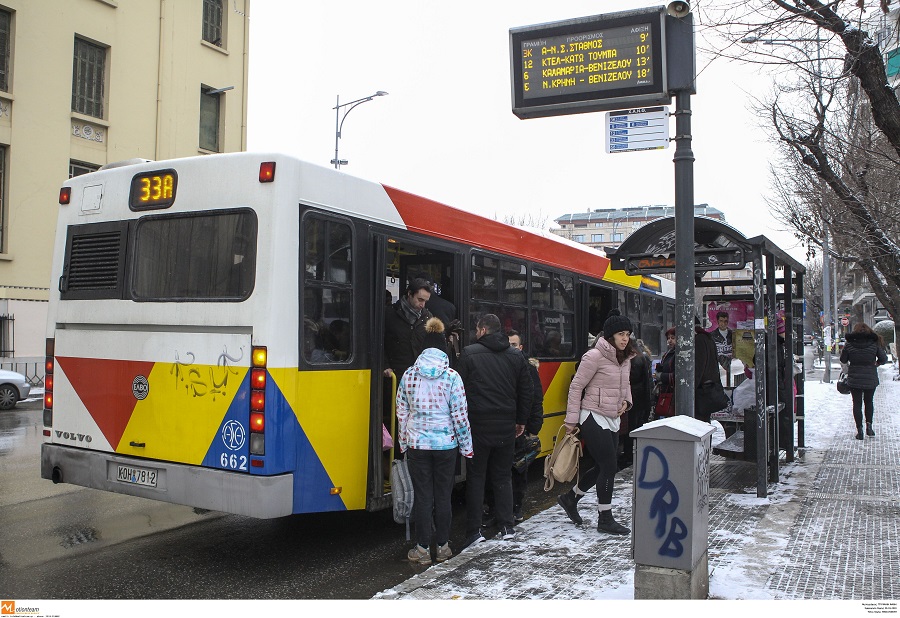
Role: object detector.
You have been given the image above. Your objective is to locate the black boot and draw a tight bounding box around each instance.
[557,490,583,526]
[866,423,875,437]
[856,426,864,440]
[597,510,630,535]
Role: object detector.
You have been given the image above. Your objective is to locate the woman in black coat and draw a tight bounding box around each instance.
[840,322,889,440]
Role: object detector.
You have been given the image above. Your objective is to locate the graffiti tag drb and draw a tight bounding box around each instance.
[637,445,687,558]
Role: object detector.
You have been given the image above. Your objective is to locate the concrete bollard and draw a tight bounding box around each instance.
[630,415,714,599]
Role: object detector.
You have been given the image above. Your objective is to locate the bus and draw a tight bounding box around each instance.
[41,152,675,518]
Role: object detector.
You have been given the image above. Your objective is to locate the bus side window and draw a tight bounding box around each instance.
[302,217,353,364]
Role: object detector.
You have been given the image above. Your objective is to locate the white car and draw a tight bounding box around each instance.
[0,369,31,410]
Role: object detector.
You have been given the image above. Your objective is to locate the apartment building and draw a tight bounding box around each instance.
[0,0,250,358]
[553,204,725,252]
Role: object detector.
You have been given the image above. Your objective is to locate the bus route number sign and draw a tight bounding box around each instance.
[129,169,178,211]
[510,7,669,119]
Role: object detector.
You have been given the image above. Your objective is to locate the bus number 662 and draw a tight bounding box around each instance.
[220,453,248,471]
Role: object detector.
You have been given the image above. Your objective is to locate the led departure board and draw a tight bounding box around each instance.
[510,7,669,119]
[129,169,178,211]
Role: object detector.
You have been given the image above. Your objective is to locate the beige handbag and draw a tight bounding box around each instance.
[543,425,582,491]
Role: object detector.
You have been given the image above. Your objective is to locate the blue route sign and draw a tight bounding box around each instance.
[604,106,669,153]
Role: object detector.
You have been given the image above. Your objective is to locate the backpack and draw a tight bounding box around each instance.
[390,458,414,540]
[543,426,582,491]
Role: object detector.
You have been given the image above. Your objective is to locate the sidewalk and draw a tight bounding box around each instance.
[375,363,900,601]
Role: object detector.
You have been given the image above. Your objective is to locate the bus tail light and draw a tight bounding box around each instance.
[43,338,54,429]
[59,187,71,205]
[259,161,276,183]
[249,345,267,456]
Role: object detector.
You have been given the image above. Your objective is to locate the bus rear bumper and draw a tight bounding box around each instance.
[41,443,294,518]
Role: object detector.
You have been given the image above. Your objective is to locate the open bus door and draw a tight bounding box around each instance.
[372,240,462,506]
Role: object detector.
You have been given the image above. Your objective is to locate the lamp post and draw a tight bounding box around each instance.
[742,32,836,381]
[331,91,388,170]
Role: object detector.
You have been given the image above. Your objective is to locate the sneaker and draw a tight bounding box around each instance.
[462,529,486,550]
[436,542,453,563]
[513,507,524,524]
[499,525,516,540]
[407,544,432,565]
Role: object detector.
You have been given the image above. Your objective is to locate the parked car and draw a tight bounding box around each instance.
[803,334,813,345]
[0,369,31,410]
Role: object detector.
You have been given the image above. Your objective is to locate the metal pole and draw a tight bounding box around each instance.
[752,248,768,497]
[822,230,833,382]
[333,94,341,170]
[673,89,695,417]
[833,255,840,338]
[814,31,834,382]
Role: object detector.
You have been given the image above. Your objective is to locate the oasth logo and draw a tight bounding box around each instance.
[1,600,15,615]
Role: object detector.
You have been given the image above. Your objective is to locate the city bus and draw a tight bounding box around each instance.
[41,152,675,518]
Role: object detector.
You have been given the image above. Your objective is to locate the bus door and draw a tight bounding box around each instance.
[375,236,460,496]
[587,284,615,347]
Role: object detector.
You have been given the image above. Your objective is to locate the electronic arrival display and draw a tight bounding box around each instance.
[510,7,669,119]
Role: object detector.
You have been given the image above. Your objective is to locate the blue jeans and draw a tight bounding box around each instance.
[407,448,458,549]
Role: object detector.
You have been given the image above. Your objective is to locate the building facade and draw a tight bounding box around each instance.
[553,204,725,252]
[0,0,250,358]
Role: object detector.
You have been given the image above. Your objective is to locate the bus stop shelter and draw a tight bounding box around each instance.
[605,216,806,497]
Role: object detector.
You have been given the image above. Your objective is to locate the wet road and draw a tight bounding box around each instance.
[0,396,561,599]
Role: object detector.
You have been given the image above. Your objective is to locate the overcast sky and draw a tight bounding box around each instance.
[245,0,806,262]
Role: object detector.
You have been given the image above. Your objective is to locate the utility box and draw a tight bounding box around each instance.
[631,416,713,572]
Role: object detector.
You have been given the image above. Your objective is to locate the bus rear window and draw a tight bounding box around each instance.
[132,209,257,301]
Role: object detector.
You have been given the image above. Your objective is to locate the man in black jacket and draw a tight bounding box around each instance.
[458,314,532,546]
[508,330,543,523]
[383,277,433,379]
[483,330,544,526]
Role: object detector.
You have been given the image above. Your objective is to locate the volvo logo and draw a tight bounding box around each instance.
[132,375,149,400]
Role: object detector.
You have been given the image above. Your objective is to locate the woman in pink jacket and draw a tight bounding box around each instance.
[557,310,636,535]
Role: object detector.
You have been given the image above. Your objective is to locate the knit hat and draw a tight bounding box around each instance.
[422,317,448,353]
[602,309,632,339]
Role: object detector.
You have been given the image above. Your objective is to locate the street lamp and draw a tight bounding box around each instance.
[331,91,388,170]
[742,32,837,382]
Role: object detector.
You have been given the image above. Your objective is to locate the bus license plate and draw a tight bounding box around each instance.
[116,464,158,488]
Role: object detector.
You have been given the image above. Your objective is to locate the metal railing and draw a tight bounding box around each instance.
[0,356,44,388]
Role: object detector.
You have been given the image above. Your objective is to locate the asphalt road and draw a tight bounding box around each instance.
[0,396,562,599]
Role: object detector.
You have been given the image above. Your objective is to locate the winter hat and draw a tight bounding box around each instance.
[422,317,448,353]
[602,309,633,339]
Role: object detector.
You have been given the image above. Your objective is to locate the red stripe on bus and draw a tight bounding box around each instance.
[383,186,610,279]
[55,357,155,449]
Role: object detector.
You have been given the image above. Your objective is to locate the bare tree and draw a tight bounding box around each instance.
[500,211,551,229]
[696,0,900,346]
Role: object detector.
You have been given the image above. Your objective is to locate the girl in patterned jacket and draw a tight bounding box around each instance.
[397,317,473,566]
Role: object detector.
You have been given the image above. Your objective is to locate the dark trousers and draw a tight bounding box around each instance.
[850,388,876,427]
[485,463,528,511]
[575,414,619,505]
[407,447,457,549]
[466,432,514,535]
